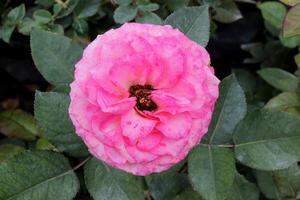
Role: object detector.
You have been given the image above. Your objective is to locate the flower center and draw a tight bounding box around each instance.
[129,84,158,111]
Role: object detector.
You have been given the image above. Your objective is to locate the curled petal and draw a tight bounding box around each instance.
[97,88,135,114]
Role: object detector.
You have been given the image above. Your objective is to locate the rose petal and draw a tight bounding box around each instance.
[156,113,192,139]
[121,109,157,143]
[136,130,163,151]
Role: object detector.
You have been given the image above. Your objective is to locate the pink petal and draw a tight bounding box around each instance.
[109,55,150,91]
[151,90,191,115]
[136,130,163,151]
[126,146,158,162]
[156,113,192,139]
[121,109,157,143]
[97,88,135,114]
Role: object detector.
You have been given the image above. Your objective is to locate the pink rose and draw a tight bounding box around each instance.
[69,23,219,176]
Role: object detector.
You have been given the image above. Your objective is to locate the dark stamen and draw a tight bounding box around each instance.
[129,84,157,111]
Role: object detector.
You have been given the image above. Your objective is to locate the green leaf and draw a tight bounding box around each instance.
[74,0,101,18]
[36,138,56,151]
[49,24,64,34]
[35,0,55,8]
[34,91,88,157]
[188,145,235,200]
[147,175,189,200]
[137,3,159,12]
[174,188,204,200]
[283,4,300,38]
[256,170,282,199]
[226,172,259,200]
[280,23,300,48]
[264,20,281,36]
[214,0,243,23]
[56,0,79,18]
[279,34,300,48]
[164,6,210,47]
[115,0,132,5]
[258,2,286,29]
[33,9,52,24]
[166,0,190,11]
[265,92,300,112]
[256,164,300,199]
[257,68,299,92]
[113,5,138,24]
[203,74,247,144]
[135,12,162,24]
[19,17,38,35]
[0,150,79,200]
[146,162,189,200]
[0,144,25,162]
[0,109,40,141]
[30,29,83,89]
[84,158,144,200]
[0,4,25,42]
[5,4,26,23]
[233,110,300,170]
[261,41,290,69]
[280,0,300,6]
[53,3,63,15]
[72,18,89,35]
[233,69,257,100]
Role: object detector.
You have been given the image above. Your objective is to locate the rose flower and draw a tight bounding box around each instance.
[69,23,219,175]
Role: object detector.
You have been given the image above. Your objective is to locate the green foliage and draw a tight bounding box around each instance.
[0,109,40,141]
[1,0,300,199]
[227,172,259,200]
[145,163,189,200]
[0,144,25,162]
[203,0,243,23]
[113,5,138,24]
[0,4,25,42]
[234,110,300,170]
[30,29,83,90]
[34,91,88,157]
[165,6,210,46]
[33,9,53,24]
[74,0,102,18]
[280,0,300,6]
[203,74,247,144]
[258,68,299,92]
[188,146,235,200]
[265,92,300,112]
[136,11,162,24]
[36,138,56,151]
[256,164,300,199]
[258,2,286,29]
[84,158,144,200]
[173,188,204,200]
[213,0,242,23]
[0,150,79,200]
[283,4,300,38]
